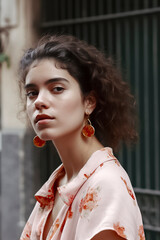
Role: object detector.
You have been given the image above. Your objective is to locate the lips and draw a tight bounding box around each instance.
[35,114,54,124]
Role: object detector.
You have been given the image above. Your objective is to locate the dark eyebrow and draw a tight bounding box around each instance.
[24,78,69,90]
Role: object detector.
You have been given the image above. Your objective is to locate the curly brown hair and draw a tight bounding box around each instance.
[19,34,138,152]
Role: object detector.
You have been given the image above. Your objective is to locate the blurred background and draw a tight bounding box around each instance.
[0,0,160,239]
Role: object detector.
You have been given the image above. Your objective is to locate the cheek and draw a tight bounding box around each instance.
[62,94,84,115]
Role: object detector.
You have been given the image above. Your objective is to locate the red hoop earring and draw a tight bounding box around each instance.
[33,136,46,148]
[82,119,95,137]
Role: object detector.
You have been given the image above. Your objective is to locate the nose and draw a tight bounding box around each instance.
[34,92,49,110]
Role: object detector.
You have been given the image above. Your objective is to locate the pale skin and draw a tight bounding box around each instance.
[25,58,125,240]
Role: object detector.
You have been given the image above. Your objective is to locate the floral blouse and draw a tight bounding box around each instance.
[20,147,145,240]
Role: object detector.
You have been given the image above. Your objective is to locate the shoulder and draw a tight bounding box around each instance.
[74,160,144,240]
[77,158,140,224]
[88,159,131,193]
[86,148,129,187]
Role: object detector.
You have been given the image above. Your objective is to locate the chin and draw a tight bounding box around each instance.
[36,127,81,141]
[37,132,53,141]
[37,131,62,141]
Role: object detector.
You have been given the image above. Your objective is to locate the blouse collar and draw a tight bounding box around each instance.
[35,147,117,207]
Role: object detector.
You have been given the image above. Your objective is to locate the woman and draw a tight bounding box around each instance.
[19,34,145,240]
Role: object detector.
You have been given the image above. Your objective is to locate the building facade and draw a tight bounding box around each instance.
[0,0,40,239]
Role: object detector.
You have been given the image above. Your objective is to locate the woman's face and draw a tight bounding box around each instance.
[25,59,90,141]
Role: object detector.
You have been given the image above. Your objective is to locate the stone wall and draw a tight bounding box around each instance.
[1,132,23,239]
[1,130,38,239]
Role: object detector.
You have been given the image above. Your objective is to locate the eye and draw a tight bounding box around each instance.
[53,87,64,93]
[26,90,38,98]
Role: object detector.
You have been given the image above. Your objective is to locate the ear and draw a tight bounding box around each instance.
[84,91,97,115]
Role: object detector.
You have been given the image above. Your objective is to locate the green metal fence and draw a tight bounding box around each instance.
[39,1,160,239]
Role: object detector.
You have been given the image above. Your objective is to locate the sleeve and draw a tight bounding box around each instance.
[75,161,145,240]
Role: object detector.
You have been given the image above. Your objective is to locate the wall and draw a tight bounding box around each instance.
[1,0,40,130]
[0,0,40,239]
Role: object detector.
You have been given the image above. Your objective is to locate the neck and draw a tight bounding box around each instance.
[52,133,103,183]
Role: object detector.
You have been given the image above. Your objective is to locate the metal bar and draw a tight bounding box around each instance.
[125,0,130,11]
[90,0,96,16]
[153,0,158,7]
[82,0,87,18]
[134,0,139,10]
[98,0,103,15]
[118,147,124,166]
[144,225,160,232]
[158,195,160,231]
[98,21,104,51]
[67,0,72,19]
[89,0,96,43]
[115,0,121,13]
[152,16,160,190]
[134,188,160,196]
[66,25,73,35]
[40,0,46,22]
[54,0,59,21]
[107,21,114,55]
[41,7,160,27]
[143,0,149,9]
[143,16,150,189]
[115,20,121,62]
[107,0,112,14]
[124,18,133,178]
[75,0,81,18]
[60,0,66,20]
[75,24,81,39]
[90,22,96,46]
[82,23,89,42]
[97,0,104,50]
[134,18,141,187]
[155,197,160,231]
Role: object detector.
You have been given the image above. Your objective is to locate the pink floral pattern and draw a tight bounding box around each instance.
[121,177,135,200]
[20,222,31,240]
[83,168,96,180]
[115,159,120,166]
[138,225,145,240]
[79,187,100,217]
[60,205,73,233]
[20,147,145,240]
[48,218,60,240]
[113,222,127,238]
